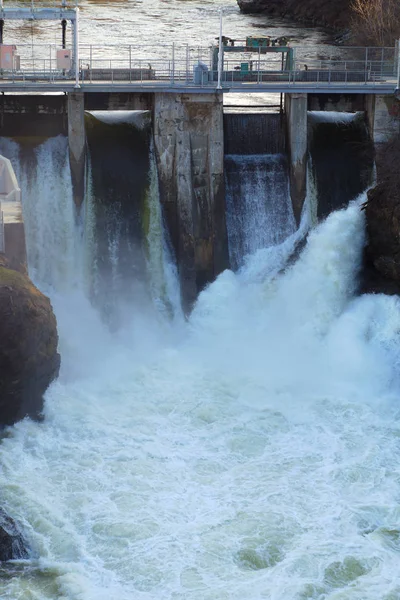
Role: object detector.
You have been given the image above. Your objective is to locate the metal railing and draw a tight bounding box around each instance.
[0,43,396,90]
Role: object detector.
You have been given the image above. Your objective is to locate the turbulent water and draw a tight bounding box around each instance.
[0,131,400,599]
[0,2,399,600]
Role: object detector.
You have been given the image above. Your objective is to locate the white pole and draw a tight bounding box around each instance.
[74,7,80,88]
[217,8,223,89]
[171,42,175,84]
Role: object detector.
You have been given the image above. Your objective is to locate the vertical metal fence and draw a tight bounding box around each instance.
[0,43,396,88]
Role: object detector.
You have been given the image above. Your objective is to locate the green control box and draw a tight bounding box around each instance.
[245,37,271,48]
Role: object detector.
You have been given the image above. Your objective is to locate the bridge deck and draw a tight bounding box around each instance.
[0,79,396,94]
[0,43,396,95]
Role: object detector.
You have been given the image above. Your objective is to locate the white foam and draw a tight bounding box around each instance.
[0,148,400,600]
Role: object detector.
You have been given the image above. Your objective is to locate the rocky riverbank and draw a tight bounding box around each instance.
[237,0,351,30]
[0,258,60,427]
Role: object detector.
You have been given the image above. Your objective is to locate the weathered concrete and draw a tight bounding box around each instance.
[68,91,86,208]
[364,94,376,138]
[285,92,308,223]
[367,95,400,143]
[153,92,229,312]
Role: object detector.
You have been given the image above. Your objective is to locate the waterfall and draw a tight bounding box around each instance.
[224,113,285,155]
[1,195,400,600]
[0,136,83,293]
[1,111,400,600]
[308,111,375,219]
[225,154,296,269]
[0,114,180,326]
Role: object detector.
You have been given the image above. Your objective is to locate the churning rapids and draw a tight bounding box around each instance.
[0,133,400,600]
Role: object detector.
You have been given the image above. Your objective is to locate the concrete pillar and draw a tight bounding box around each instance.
[364,94,376,139]
[285,93,308,224]
[68,91,86,208]
[367,94,400,144]
[153,92,229,313]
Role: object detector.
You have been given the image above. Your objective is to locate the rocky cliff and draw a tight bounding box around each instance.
[237,0,352,29]
[362,139,400,296]
[0,260,60,426]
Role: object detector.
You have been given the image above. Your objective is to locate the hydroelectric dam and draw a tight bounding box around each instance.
[0,3,399,308]
[3,83,397,308]
[3,3,400,598]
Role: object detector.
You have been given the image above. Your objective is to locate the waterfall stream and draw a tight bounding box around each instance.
[225,154,296,269]
[0,123,400,599]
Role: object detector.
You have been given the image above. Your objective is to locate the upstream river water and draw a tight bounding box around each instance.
[5,0,332,109]
[1,2,400,600]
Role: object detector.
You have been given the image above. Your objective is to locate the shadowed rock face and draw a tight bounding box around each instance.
[237,0,351,29]
[363,184,400,295]
[361,138,400,296]
[0,509,29,562]
[0,262,60,426]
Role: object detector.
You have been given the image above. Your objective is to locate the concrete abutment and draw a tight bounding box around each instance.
[285,92,308,224]
[68,91,86,209]
[153,92,229,313]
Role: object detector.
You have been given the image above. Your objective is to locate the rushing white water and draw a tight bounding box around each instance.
[0,136,84,292]
[225,154,296,269]
[0,168,400,600]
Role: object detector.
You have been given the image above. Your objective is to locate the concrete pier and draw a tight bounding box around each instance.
[367,95,400,143]
[0,156,26,273]
[68,91,86,208]
[153,92,229,312]
[285,93,308,223]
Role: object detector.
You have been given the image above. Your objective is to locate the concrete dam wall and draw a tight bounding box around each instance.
[0,90,398,313]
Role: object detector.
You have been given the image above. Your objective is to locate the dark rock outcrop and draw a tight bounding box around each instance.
[0,262,60,426]
[362,186,400,295]
[0,509,29,561]
[362,138,400,296]
[237,0,351,30]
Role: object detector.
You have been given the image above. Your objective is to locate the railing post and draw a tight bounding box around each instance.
[186,44,189,84]
[171,43,175,85]
[74,7,80,88]
[217,8,223,90]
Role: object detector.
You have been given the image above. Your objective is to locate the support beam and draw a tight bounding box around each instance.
[68,90,85,208]
[285,92,308,224]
